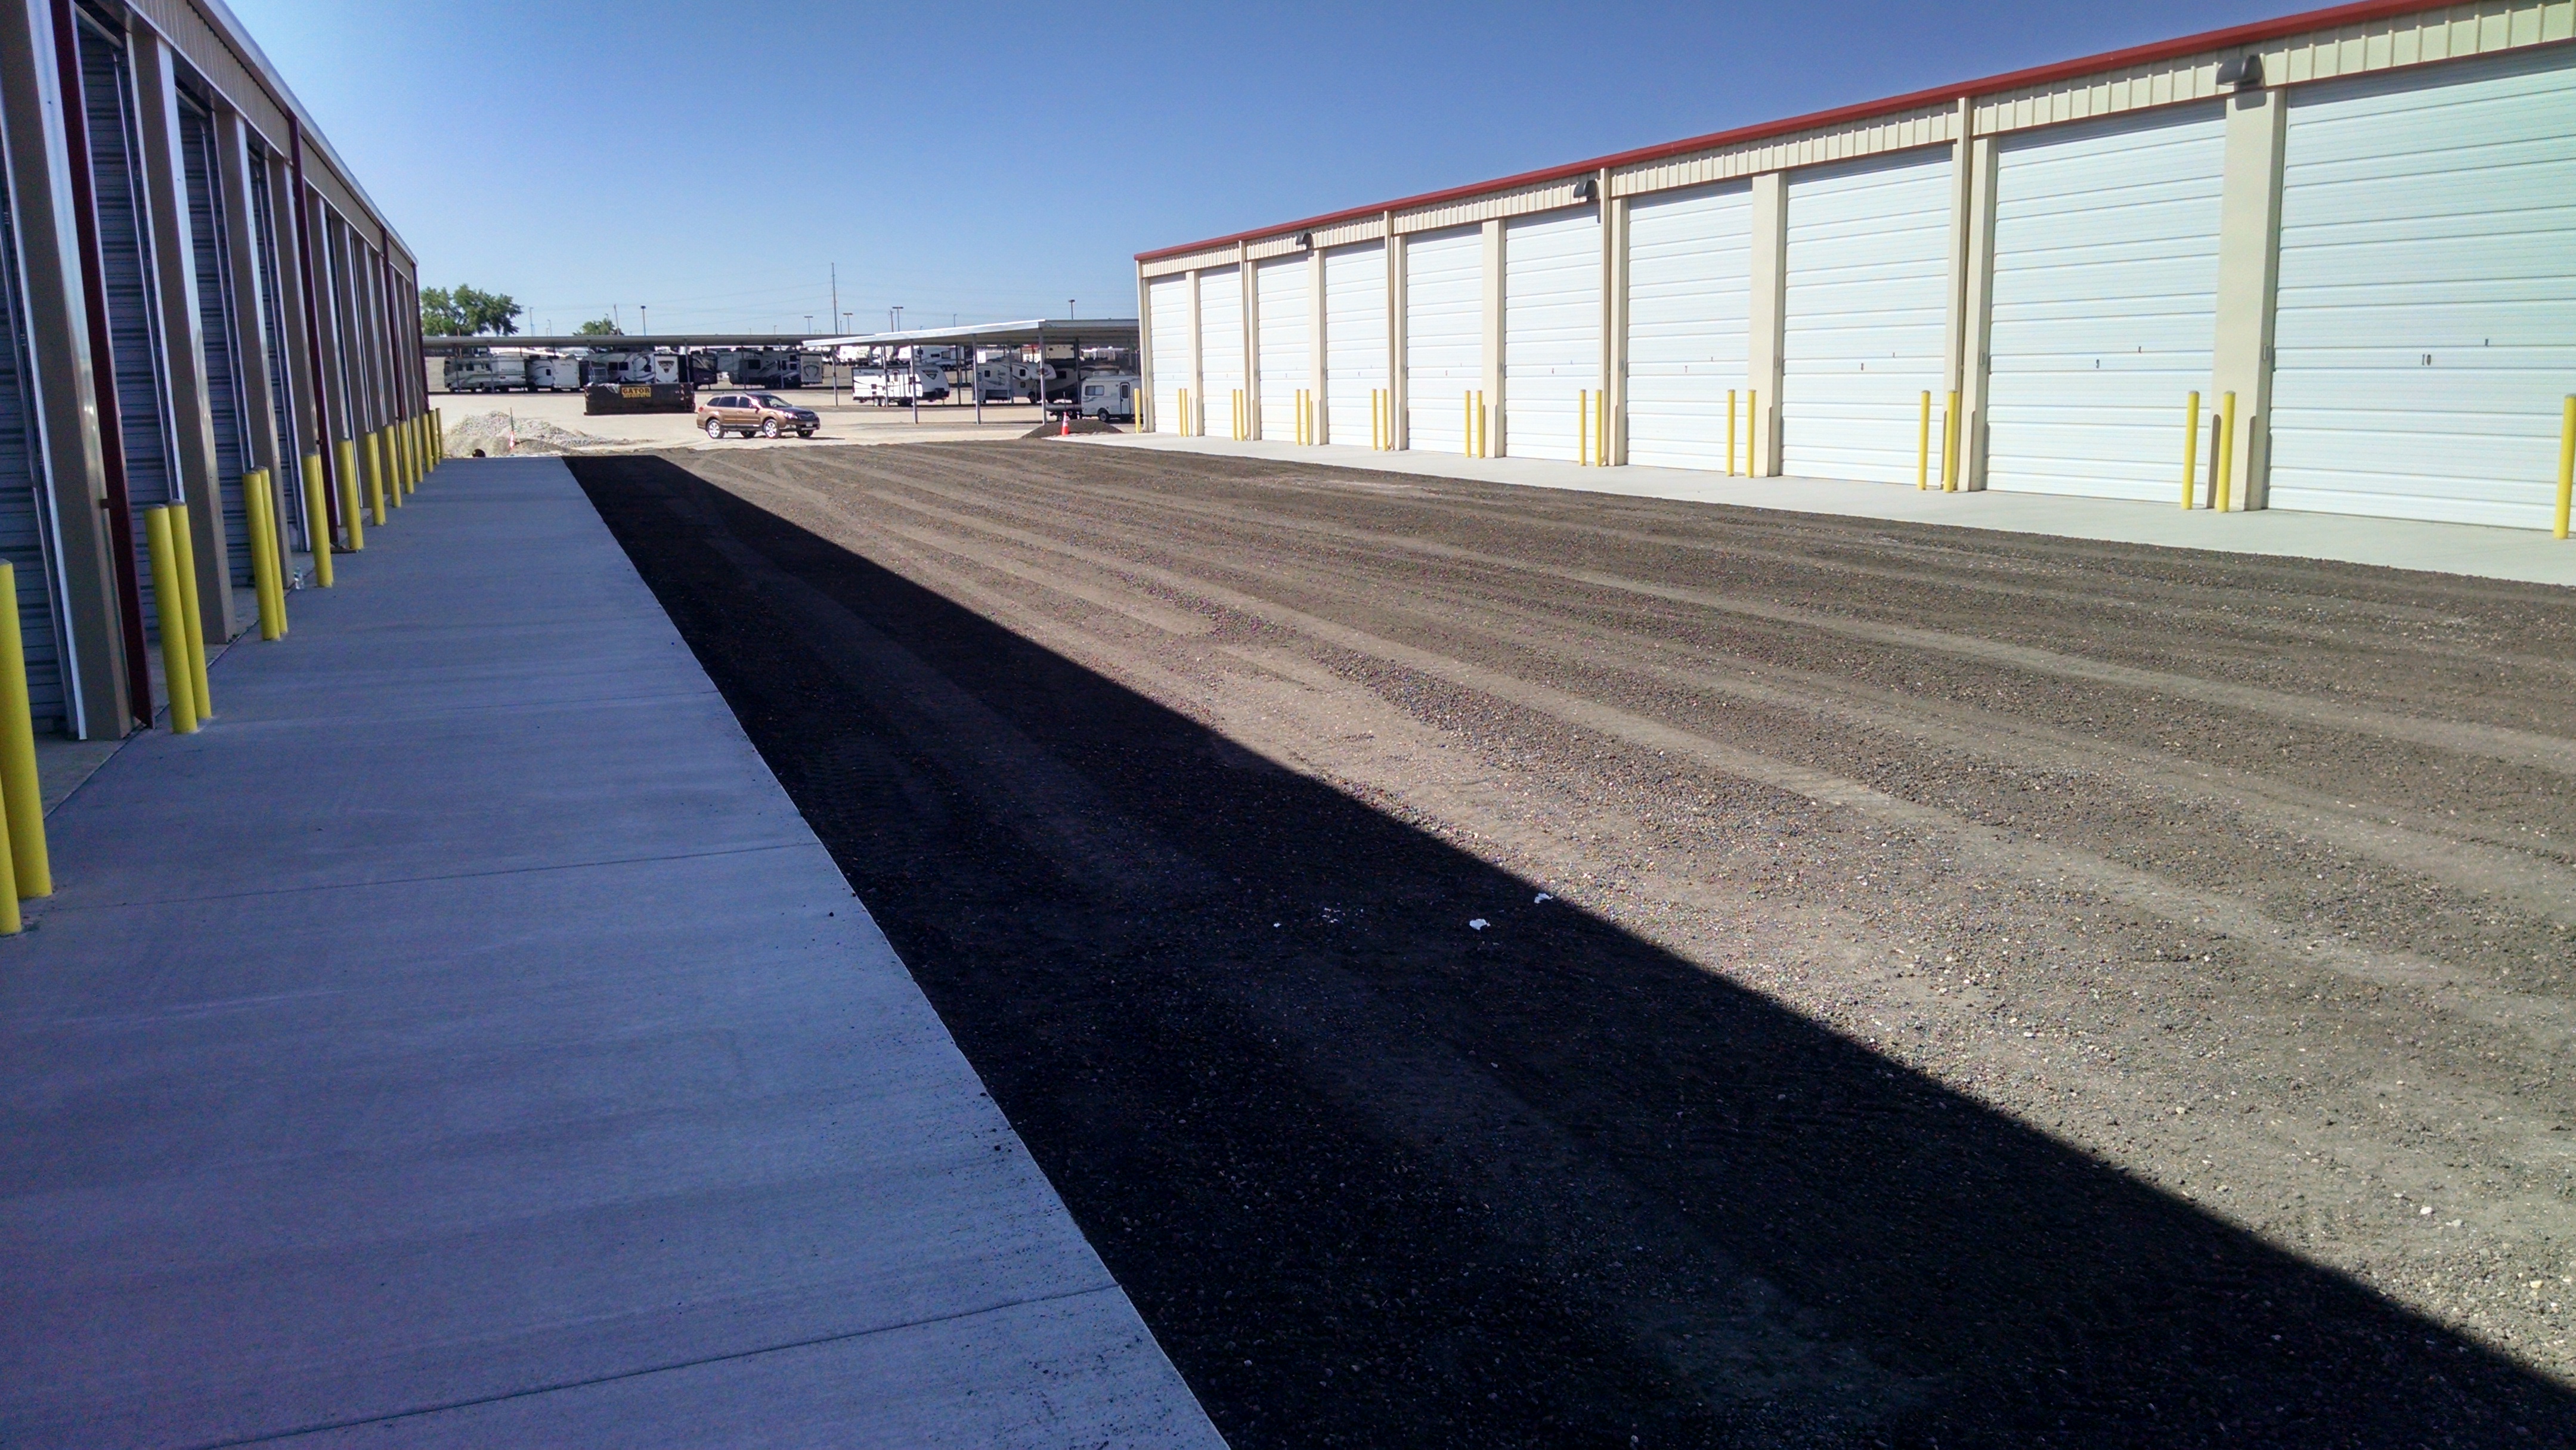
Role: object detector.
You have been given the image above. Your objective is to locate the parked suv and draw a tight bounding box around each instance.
[697,392,819,439]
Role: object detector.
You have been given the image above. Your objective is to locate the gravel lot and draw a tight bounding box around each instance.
[571,443,2576,1446]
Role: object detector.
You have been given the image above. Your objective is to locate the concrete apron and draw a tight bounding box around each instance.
[0,457,1223,1448]
[1082,433,2576,590]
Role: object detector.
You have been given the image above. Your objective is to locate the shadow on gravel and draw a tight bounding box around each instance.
[571,454,2570,1449]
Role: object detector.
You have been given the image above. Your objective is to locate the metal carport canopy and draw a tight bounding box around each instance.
[802,318,1138,349]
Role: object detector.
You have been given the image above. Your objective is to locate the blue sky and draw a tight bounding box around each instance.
[227,0,2292,336]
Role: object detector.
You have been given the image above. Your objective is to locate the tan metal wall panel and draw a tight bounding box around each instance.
[1141,246,1236,279]
[1611,106,1955,199]
[1395,175,1589,233]
[1309,216,1385,248]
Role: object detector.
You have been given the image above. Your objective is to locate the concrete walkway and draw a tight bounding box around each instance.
[1085,433,2576,588]
[0,458,1223,1448]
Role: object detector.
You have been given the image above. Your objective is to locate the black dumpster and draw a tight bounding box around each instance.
[584,382,697,415]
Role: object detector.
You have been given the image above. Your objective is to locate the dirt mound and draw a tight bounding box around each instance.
[1022,417,1123,439]
[440,411,630,458]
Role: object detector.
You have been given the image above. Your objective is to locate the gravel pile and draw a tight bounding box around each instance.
[440,411,629,458]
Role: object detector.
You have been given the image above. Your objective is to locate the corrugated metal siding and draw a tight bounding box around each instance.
[181,100,252,585]
[1403,226,1482,454]
[80,19,178,647]
[1780,148,1954,484]
[1147,274,1190,434]
[126,0,288,151]
[1255,256,1309,439]
[1615,107,1955,199]
[1143,246,1235,279]
[1397,176,1593,234]
[1624,181,1754,471]
[2268,44,2576,526]
[0,134,70,731]
[1197,267,1244,438]
[1322,243,1388,447]
[1501,206,1599,461]
[1311,216,1385,249]
[1984,104,2226,501]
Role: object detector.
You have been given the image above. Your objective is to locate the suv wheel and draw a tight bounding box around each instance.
[760,419,781,438]
[704,417,725,439]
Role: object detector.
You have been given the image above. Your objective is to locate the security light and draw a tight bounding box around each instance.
[2217,54,2264,89]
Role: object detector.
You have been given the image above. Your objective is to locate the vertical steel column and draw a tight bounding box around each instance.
[48,0,150,727]
[287,117,338,535]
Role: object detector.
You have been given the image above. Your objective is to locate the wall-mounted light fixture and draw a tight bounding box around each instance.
[1295,232,1314,250]
[1571,176,1599,203]
[2216,54,2264,90]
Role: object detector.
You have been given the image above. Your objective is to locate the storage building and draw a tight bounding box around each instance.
[0,0,426,740]
[1135,0,2576,530]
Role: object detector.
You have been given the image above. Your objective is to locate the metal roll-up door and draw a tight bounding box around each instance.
[1147,274,1190,433]
[2269,47,2576,527]
[0,132,73,733]
[78,20,178,640]
[180,101,253,585]
[1255,256,1309,440]
[1626,181,1752,472]
[1404,225,1481,453]
[1197,266,1243,438]
[1984,105,2225,501]
[246,147,306,547]
[1501,206,1599,461]
[1322,243,1386,447]
[1781,148,1952,484]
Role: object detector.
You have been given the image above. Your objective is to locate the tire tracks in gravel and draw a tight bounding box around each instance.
[818,469,2575,1049]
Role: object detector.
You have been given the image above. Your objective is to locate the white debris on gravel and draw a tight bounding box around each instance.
[1469,918,1489,931]
[441,411,634,458]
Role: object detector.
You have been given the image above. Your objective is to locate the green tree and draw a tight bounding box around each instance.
[574,316,624,336]
[419,286,470,336]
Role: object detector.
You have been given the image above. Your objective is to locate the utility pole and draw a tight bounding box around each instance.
[831,263,840,339]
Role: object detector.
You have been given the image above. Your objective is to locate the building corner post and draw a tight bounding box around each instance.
[1747,172,1788,477]
[2212,83,2287,512]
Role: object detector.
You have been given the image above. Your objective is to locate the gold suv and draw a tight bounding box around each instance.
[696,392,819,439]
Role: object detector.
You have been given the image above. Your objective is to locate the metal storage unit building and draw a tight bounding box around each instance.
[1140,1,2576,538]
[0,0,429,739]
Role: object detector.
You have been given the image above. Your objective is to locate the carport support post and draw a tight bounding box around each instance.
[1747,172,1788,478]
[2211,82,2286,512]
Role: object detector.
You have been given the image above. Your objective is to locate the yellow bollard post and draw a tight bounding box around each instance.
[1726,390,1737,476]
[260,469,289,633]
[0,768,18,934]
[366,430,390,520]
[244,470,283,640]
[405,419,420,492]
[0,559,50,899]
[2556,395,2574,540]
[144,507,197,733]
[1578,390,1590,466]
[2217,390,2237,513]
[1942,389,1961,492]
[168,502,212,718]
[1478,392,1488,458]
[1748,389,1760,476]
[1918,390,1932,490]
[2182,392,2202,510]
[302,453,335,587]
[335,438,364,552]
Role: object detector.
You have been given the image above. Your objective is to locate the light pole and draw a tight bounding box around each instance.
[890,306,903,330]
[639,305,648,337]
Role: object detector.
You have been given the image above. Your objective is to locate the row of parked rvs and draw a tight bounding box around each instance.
[441,344,1140,417]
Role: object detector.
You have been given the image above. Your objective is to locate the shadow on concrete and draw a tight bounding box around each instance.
[571,453,2570,1449]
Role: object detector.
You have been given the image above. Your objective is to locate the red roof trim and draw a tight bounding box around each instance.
[1136,0,2448,264]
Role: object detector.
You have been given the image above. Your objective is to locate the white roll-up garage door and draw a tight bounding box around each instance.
[1323,243,1388,448]
[1404,226,1481,454]
[1501,206,1598,461]
[1985,105,2225,501]
[1781,149,1952,484]
[1256,256,1309,441]
[1147,274,1190,433]
[1626,181,1752,471]
[1198,266,1244,439]
[2269,47,2576,527]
